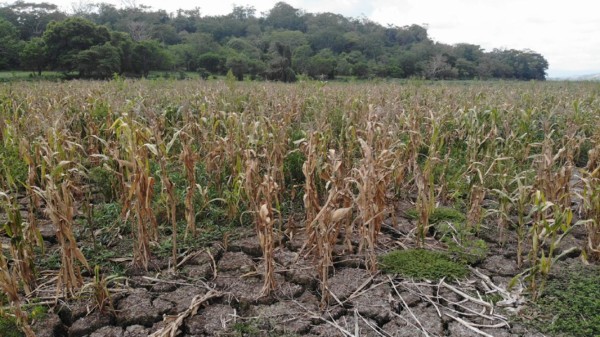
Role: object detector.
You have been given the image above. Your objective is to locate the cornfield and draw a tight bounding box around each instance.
[1,79,600,334]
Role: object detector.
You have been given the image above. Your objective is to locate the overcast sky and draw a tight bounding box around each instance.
[58,0,600,77]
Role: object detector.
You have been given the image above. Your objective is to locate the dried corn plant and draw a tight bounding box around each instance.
[33,134,90,297]
[35,175,90,297]
[0,192,37,294]
[351,107,396,271]
[80,265,124,315]
[0,251,35,337]
[180,131,199,239]
[466,184,486,229]
[410,111,441,246]
[111,117,158,270]
[301,133,325,247]
[534,132,569,207]
[256,175,279,296]
[20,139,44,249]
[243,147,282,296]
[154,128,182,269]
[307,149,352,308]
[580,153,600,260]
[3,79,600,313]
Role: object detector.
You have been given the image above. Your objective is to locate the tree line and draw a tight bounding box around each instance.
[0,1,549,81]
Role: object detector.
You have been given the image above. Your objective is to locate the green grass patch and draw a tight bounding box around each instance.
[533,264,600,337]
[0,314,24,337]
[28,305,48,321]
[0,71,65,82]
[379,249,469,280]
[404,209,418,219]
[446,238,488,265]
[430,207,466,223]
[404,206,465,224]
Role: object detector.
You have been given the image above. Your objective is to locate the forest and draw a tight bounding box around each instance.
[0,1,549,81]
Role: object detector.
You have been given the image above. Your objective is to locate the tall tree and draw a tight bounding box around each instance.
[43,18,110,72]
[132,39,169,77]
[20,37,47,75]
[76,43,121,78]
[0,18,21,70]
[264,2,306,32]
[225,54,249,80]
[110,31,134,74]
[0,1,66,39]
[265,42,296,82]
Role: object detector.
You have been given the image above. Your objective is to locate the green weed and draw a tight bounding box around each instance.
[379,249,468,280]
[0,143,27,189]
[446,238,488,265]
[405,206,465,224]
[88,166,118,202]
[0,315,24,337]
[533,264,600,337]
[430,207,466,224]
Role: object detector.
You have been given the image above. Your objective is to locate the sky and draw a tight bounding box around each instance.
[57,0,600,78]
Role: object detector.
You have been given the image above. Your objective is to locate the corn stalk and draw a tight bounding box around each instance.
[0,251,35,337]
[351,107,395,271]
[112,117,158,270]
[0,192,37,294]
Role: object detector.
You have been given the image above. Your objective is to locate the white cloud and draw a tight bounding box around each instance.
[368,0,600,76]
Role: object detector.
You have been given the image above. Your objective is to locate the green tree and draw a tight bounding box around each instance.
[110,31,134,74]
[169,44,196,71]
[76,43,121,78]
[247,58,266,80]
[43,18,111,72]
[20,37,47,75]
[86,3,121,29]
[264,2,306,32]
[225,54,248,80]
[486,49,548,80]
[0,18,21,70]
[151,24,180,45]
[226,38,261,59]
[132,39,169,77]
[393,24,428,46]
[352,62,370,79]
[181,32,220,56]
[307,48,337,79]
[0,1,66,39]
[172,8,201,33]
[265,42,296,82]
[292,44,313,75]
[336,53,352,76]
[265,30,308,53]
[197,52,225,74]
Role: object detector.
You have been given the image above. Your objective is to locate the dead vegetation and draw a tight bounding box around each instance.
[1,79,599,336]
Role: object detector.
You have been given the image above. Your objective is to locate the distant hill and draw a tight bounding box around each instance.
[549,73,600,81]
[576,73,600,80]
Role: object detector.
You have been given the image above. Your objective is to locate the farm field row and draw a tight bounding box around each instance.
[1,79,599,336]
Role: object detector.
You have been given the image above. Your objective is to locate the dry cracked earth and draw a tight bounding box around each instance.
[19,211,566,337]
